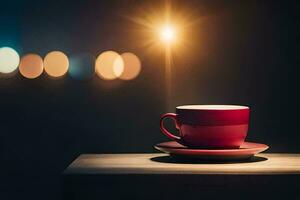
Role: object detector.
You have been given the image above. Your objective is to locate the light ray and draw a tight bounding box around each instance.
[124,0,201,110]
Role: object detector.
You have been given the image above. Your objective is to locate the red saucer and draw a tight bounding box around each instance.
[155,141,269,160]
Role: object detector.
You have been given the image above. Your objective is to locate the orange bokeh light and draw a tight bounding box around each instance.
[117,52,141,80]
[95,51,124,80]
[44,51,69,77]
[19,54,43,79]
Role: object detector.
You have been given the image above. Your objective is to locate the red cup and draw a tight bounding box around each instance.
[160,105,250,149]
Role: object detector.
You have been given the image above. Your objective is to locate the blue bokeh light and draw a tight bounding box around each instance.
[69,53,95,80]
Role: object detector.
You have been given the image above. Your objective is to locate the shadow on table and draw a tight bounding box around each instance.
[150,155,268,164]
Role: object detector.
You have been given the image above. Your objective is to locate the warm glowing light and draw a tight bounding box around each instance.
[19,54,43,79]
[44,51,69,77]
[126,1,199,111]
[69,53,95,80]
[112,56,124,77]
[95,51,124,80]
[117,52,141,80]
[125,0,200,54]
[0,47,20,73]
[160,25,176,43]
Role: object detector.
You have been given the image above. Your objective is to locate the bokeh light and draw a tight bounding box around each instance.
[44,51,69,78]
[95,51,124,80]
[69,53,95,80]
[112,56,124,77]
[19,54,43,79]
[0,47,20,74]
[116,52,141,80]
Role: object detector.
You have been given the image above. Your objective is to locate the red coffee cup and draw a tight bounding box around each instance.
[160,105,250,149]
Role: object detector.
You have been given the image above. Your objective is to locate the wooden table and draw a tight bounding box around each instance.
[63,153,300,200]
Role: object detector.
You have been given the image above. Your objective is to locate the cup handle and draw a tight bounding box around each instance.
[160,113,181,143]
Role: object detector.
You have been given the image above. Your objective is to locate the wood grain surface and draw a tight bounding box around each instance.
[64,153,300,175]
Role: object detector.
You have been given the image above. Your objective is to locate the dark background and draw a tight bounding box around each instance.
[0,0,296,199]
